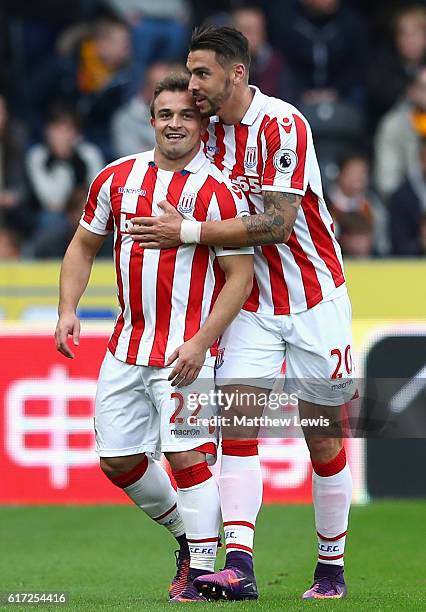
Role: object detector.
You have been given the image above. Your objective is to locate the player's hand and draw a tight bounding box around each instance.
[166,338,208,387]
[130,201,183,248]
[55,312,81,358]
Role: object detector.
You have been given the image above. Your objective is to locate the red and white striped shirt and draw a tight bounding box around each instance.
[204,86,347,315]
[80,146,251,366]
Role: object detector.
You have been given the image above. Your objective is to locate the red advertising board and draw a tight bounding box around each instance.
[0,329,360,504]
[0,331,125,503]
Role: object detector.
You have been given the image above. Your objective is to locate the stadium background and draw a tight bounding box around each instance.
[0,1,425,609]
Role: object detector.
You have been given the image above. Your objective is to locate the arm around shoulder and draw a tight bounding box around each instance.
[199,190,302,247]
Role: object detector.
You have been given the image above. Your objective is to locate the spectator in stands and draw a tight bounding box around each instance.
[263,0,367,105]
[328,153,388,255]
[338,212,374,259]
[374,65,426,201]
[0,225,22,259]
[30,16,131,158]
[25,105,104,232]
[111,62,177,158]
[232,5,295,100]
[78,16,131,157]
[102,0,190,96]
[367,5,426,129]
[3,1,102,116]
[0,94,31,234]
[263,0,367,185]
[32,186,112,259]
[188,0,233,27]
[389,138,426,256]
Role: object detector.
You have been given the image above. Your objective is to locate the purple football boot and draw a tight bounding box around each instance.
[302,563,347,599]
[168,547,190,599]
[193,553,258,601]
[170,582,208,603]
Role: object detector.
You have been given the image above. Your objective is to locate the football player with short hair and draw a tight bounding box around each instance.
[130,27,355,601]
[55,73,253,602]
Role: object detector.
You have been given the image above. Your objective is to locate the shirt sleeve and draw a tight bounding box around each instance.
[260,112,312,196]
[79,167,114,235]
[207,180,254,257]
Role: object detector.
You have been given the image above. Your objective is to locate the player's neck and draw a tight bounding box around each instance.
[218,85,254,125]
[153,144,199,172]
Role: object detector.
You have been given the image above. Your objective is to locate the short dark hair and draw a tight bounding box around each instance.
[339,212,372,235]
[45,102,82,131]
[93,16,128,39]
[190,26,251,71]
[337,151,369,172]
[150,72,191,118]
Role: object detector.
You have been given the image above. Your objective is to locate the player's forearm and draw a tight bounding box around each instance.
[199,192,301,247]
[200,215,288,247]
[193,268,253,350]
[199,217,250,247]
[58,241,95,315]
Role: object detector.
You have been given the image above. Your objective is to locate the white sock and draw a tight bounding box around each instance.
[174,463,220,572]
[123,456,185,538]
[219,451,263,556]
[313,463,352,566]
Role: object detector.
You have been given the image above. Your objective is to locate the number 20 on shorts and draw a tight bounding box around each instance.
[330,345,353,379]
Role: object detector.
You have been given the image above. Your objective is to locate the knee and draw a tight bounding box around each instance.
[100,454,145,481]
[165,450,206,472]
[306,437,343,463]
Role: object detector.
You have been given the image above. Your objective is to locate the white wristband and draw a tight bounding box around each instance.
[180,219,202,244]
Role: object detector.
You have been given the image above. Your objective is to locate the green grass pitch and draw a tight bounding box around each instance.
[1,501,425,611]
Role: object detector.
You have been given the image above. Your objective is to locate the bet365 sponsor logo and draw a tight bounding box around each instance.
[120,213,134,233]
[231,175,262,194]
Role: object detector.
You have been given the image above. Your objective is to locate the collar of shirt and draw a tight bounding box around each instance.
[210,86,269,127]
[240,86,269,125]
[147,144,208,175]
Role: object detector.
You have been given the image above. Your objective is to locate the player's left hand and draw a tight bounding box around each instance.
[130,201,183,248]
[166,338,207,387]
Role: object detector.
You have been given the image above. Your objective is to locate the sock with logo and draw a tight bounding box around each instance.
[108,455,186,541]
[173,461,220,575]
[311,446,352,568]
[219,440,262,575]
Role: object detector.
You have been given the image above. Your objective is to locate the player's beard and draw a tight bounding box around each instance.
[199,77,233,118]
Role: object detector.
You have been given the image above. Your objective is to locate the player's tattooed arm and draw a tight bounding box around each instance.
[241,191,301,245]
[129,192,301,249]
[194,190,302,248]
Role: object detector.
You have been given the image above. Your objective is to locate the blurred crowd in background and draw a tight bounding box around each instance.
[0,0,426,260]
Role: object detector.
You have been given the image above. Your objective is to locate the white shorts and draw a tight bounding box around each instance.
[215,292,355,406]
[95,351,218,461]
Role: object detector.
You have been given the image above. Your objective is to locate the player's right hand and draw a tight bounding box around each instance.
[166,337,207,387]
[55,312,81,359]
